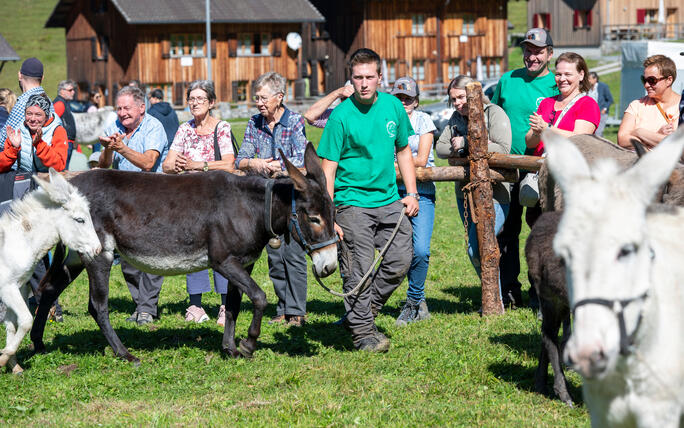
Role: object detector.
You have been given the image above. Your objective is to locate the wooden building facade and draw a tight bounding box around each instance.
[46,0,324,105]
[304,0,509,95]
[528,0,683,47]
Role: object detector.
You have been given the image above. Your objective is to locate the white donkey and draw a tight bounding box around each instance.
[0,168,101,374]
[545,127,684,428]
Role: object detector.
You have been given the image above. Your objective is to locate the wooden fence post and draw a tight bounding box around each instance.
[465,81,503,315]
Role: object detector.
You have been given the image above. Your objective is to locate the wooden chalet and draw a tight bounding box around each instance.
[304,0,509,95]
[528,0,683,47]
[45,0,324,105]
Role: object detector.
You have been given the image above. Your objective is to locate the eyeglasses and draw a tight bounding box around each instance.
[187,96,208,104]
[252,94,278,103]
[65,88,75,92]
[641,75,668,86]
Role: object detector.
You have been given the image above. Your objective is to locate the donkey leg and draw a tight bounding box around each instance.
[544,311,573,406]
[32,249,84,354]
[221,281,242,358]
[0,285,33,372]
[214,260,266,359]
[85,261,139,364]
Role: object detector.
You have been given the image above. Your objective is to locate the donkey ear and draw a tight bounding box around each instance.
[303,142,326,186]
[543,129,591,195]
[35,168,71,205]
[624,127,684,202]
[279,149,308,192]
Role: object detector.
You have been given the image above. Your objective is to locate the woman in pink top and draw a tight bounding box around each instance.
[618,54,681,150]
[525,52,600,156]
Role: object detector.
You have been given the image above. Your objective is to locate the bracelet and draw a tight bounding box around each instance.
[407,192,420,201]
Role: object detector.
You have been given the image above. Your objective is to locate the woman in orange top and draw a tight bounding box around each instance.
[1,92,68,172]
[618,54,681,149]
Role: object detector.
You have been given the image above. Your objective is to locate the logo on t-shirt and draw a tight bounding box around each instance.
[536,97,545,108]
[386,121,397,138]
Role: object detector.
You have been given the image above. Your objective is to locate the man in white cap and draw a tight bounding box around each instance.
[490,28,558,310]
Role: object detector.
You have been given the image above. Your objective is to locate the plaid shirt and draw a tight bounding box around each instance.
[235,107,307,169]
[0,86,56,149]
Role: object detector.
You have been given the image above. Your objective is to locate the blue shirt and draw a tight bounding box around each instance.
[0,86,56,149]
[235,107,307,169]
[103,113,167,172]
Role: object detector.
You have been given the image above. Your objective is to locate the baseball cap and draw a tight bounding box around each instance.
[20,57,44,78]
[391,76,419,97]
[520,28,553,48]
[88,151,101,164]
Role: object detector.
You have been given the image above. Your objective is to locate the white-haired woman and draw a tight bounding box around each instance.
[162,80,235,326]
[235,71,308,327]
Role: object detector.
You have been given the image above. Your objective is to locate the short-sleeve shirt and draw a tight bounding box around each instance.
[103,113,167,172]
[625,95,682,134]
[491,68,559,155]
[397,110,437,195]
[317,92,413,208]
[170,120,233,163]
[533,95,601,155]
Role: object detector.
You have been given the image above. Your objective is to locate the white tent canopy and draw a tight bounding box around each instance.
[620,41,684,116]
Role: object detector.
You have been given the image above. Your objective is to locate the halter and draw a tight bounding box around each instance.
[288,187,338,255]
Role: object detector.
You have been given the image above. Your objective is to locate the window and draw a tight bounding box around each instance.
[412,14,425,35]
[234,81,248,102]
[387,60,397,82]
[91,35,108,61]
[170,34,205,57]
[237,33,272,56]
[573,10,593,29]
[412,60,425,81]
[148,84,173,103]
[462,14,476,35]
[636,9,659,24]
[485,58,501,78]
[532,13,552,30]
[448,59,460,79]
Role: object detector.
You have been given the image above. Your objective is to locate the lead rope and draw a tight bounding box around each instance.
[312,207,406,298]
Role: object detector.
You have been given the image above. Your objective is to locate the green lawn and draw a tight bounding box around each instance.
[508,0,528,35]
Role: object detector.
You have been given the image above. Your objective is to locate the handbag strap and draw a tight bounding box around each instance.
[213,122,221,161]
[551,93,586,128]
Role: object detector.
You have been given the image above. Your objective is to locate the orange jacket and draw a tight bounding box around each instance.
[0,116,68,172]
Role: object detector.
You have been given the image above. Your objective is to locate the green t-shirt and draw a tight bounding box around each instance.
[491,68,558,155]
[317,92,412,208]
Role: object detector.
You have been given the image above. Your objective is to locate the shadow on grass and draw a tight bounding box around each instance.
[490,332,539,360]
[440,285,482,313]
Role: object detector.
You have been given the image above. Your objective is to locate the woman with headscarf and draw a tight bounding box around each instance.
[1,92,68,172]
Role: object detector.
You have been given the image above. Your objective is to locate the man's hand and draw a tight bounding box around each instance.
[338,85,355,99]
[99,133,126,152]
[451,135,465,151]
[6,126,21,149]
[333,222,344,240]
[401,195,419,217]
[31,128,43,146]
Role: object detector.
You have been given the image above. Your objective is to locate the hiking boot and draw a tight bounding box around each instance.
[415,300,430,322]
[185,305,209,323]
[356,333,390,353]
[287,315,306,327]
[137,312,154,325]
[125,311,139,323]
[395,299,419,327]
[268,314,286,325]
[216,305,226,327]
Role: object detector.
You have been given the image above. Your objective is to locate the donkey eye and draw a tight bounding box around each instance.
[617,243,638,260]
[74,217,85,224]
[309,215,321,225]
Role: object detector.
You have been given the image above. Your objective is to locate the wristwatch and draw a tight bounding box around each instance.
[407,192,420,201]
[203,161,209,172]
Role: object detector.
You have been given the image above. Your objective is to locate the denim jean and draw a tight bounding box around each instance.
[398,188,436,302]
[456,197,509,301]
[186,269,228,295]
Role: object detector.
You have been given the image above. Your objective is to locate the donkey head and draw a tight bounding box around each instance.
[34,168,102,262]
[281,143,337,278]
[545,128,684,379]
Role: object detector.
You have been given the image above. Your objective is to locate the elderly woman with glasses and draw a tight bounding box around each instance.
[162,80,236,326]
[618,54,681,149]
[235,71,308,327]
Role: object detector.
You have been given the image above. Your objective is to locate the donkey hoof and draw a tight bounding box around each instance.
[221,346,241,359]
[12,364,23,375]
[0,353,9,368]
[238,339,254,359]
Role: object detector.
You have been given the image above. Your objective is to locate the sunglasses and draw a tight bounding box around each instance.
[641,75,668,86]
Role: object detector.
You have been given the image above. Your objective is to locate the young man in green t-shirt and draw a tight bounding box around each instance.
[490,28,558,309]
[317,48,419,353]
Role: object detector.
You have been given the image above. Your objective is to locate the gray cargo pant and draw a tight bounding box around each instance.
[267,234,308,317]
[336,200,413,344]
[122,261,164,318]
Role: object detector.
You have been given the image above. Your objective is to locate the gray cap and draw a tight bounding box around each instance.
[520,28,553,48]
[391,76,419,97]
[88,151,101,164]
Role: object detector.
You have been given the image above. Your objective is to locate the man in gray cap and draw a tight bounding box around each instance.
[490,28,558,310]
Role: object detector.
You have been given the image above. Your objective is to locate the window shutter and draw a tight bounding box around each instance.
[272,33,282,57]
[211,38,217,58]
[228,33,237,57]
[546,14,551,30]
[533,13,539,28]
[573,10,579,28]
[101,36,109,61]
[174,82,185,106]
[161,35,170,59]
[636,9,646,24]
[587,10,593,27]
[232,81,239,102]
[91,37,98,61]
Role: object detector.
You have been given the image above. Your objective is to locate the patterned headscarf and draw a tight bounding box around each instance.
[25,92,51,118]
